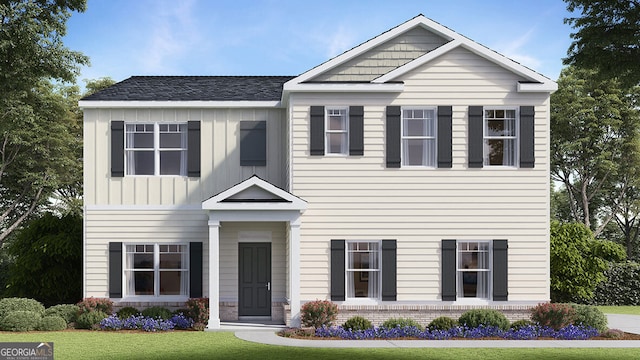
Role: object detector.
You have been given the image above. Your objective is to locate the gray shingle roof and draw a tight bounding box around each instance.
[81,76,295,101]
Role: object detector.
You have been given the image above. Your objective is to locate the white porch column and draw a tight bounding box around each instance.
[206,219,221,330]
[288,218,301,327]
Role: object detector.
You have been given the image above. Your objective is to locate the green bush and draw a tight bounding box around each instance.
[38,315,67,331]
[76,310,107,330]
[428,316,458,331]
[77,297,113,315]
[593,261,640,305]
[510,319,534,329]
[116,306,140,319]
[0,311,42,331]
[571,304,608,332]
[458,309,509,331]
[342,316,372,331]
[601,328,624,339]
[44,304,79,324]
[300,300,338,328]
[530,303,575,330]
[381,317,424,331]
[141,306,172,320]
[0,298,45,320]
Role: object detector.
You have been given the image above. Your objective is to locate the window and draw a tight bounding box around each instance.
[457,241,490,299]
[326,108,348,154]
[124,244,189,297]
[346,241,380,299]
[484,109,517,166]
[402,108,436,166]
[125,123,187,175]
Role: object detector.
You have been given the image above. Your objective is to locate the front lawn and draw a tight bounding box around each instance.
[0,331,639,360]
[597,306,640,315]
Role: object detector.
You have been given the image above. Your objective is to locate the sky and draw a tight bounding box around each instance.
[63,0,576,85]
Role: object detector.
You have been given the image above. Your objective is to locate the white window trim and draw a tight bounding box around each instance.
[344,240,382,303]
[482,107,519,168]
[124,122,188,177]
[122,243,190,300]
[454,240,492,304]
[401,107,437,168]
[325,107,349,156]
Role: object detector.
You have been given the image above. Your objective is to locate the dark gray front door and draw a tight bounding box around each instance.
[238,243,271,317]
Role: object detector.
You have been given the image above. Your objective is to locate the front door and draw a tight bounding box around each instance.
[238,243,271,317]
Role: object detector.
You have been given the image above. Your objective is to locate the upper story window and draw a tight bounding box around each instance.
[125,123,187,176]
[326,108,349,155]
[124,244,189,297]
[346,241,380,299]
[484,109,517,166]
[402,108,436,167]
[457,241,490,299]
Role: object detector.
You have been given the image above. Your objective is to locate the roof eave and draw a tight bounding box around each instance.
[78,100,283,109]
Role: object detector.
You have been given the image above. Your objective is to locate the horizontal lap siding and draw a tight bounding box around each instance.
[84,210,209,297]
[292,47,550,302]
[83,108,286,206]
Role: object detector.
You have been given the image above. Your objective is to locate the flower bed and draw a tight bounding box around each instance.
[99,314,194,332]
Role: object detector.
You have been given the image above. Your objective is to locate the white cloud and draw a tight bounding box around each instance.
[310,24,358,59]
[495,27,543,70]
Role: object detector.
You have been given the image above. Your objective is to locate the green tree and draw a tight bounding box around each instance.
[0,0,88,244]
[564,0,640,88]
[551,66,640,237]
[3,213,82,306]
[550,220,626,303]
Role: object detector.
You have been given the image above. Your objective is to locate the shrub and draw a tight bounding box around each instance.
[0,298,45,320]
[0,311,42,331]
[381,317,424,331]
[428,316,458,331]
[38,315,67,331]
[458,309,509,331]
[279,327,315,338]
[530,302,575,330]
[77,298,113,315]
[593,261,640,305]
[185,298,209,324]
[45,304,79,324]
[170,313,194,330]
[300,300,338,329]
[510,319,534,329]
[142,306,172,320]
[601,328,624,339]
[571,304,608,332]
[116,306,140,319]
[342,316,372,331]
[76,310,108,329]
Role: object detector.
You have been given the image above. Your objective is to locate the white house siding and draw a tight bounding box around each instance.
[290,47,550,303]
[83,107,287,207]
[311,27,448,82]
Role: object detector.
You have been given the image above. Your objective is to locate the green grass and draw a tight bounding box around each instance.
[597,306,640,315]
[1,331,640,360]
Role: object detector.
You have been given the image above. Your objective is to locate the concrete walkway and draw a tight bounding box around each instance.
[231,314,640,348]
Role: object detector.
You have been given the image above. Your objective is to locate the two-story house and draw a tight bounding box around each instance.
[80,15,556,329]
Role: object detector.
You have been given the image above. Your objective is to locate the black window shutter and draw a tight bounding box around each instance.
[310,106,325,155]
[468,106,484,168]
[111,121,124,177]
[240,121,267,166]
[441,239,457,301]
[519,106,535,168]
[349,106,364,156]
[330,239,345,301]
[437,106,453,168]
[381,239,397,301]
[386,106,401,168]
[492,239,509,301]
[187,121,201,177]
[190,242,203,298]
[108,242,123,298]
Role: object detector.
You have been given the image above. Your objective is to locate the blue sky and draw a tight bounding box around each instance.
[64,0,575,84]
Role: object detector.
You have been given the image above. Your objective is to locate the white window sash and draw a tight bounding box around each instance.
[325,108,349,155]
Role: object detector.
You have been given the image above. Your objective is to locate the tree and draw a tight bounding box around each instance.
[564,0,640,88]
[550,220,626,303]
[0,0,88,244]
[551,66,640,237]
[3,213,82,306]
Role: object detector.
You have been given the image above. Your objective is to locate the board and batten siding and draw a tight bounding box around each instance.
[290,47,550,302]
[83,108,287,207]
[311,27,449,82]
